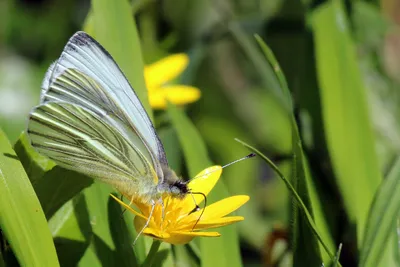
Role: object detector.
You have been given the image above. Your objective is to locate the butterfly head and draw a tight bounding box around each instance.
[169,180,189,198]
[160,166,189,199]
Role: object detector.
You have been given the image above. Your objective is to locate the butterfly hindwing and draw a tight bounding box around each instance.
[40,31,167,181]
[28,101,158,192]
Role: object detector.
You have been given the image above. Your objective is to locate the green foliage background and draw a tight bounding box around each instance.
[0,0,399,266]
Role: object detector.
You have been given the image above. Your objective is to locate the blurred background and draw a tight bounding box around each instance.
[1,0,399,266]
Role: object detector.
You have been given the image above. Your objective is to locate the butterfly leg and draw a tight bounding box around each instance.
[133,199,156,245]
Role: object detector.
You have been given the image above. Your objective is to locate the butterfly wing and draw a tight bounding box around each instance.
[40,31,167,181]
[28,101,158,195]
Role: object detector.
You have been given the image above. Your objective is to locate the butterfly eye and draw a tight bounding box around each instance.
[170,186,181,195]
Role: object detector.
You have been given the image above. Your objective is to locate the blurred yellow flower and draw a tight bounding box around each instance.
[144,54,201,109]
[111,166,249,244]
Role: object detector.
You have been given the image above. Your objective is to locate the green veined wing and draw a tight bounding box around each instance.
[28,101,158,196]
[40,31,167,182]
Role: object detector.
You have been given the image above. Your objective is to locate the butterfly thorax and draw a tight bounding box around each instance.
[120,165,189,204]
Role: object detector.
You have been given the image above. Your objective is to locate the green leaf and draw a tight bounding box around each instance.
[76,184,142,267]
[167,104,210,173]
[91,0,150,117]
[359,156,400,267]
[253,35,292,109]
[0,129,59,266]
[171,245,199,267]
[108,196,138,267]
[14,133,93,219]
[311,1,382,246]
[255,35,336,264]
[78,183,115,266]
[78,182,137,266]
[229,23,289,111]
[167,103,242,267]
[158,126,182,172]
[49,196,91,266]
[332,243,343,267]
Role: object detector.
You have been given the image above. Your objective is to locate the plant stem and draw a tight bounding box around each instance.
[235,138,337,262]
[141,240,161,267]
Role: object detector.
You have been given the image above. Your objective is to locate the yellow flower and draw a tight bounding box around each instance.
[144,54,201,109]
[111,166,249,244]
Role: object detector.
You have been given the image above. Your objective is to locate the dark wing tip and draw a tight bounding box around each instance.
[65,31,114,62]
[68,31,96,47]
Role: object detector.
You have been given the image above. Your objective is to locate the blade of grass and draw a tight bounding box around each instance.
[229,22,289,111]
[0,129,59,266]
[254,35,293,109]
[49,195,91,267]
[167,103,242,267]
[255,35,336,264]
[171,245,199,267]
[108,196,138,267]
[91,0,150,116]
[359,156,400,267]
[332,243,343,267]
[311,1,382,247]
[14,133,93,219]
[78,183,116,266]
[235,138,338,265]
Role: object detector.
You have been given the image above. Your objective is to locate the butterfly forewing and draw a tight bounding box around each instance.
[40,31,167,181]
[28,102,158,191]
[44,68,154,161]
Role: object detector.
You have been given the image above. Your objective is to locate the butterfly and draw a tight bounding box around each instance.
[27,31,196,239]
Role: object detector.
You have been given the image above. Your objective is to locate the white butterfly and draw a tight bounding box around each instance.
[27,31,193,240]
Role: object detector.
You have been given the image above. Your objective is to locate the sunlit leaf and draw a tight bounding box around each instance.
[0,129,59,266]
[359,156,400,267]
[255,35,337,265]
[14,133,93,219]
[312,1,382,247]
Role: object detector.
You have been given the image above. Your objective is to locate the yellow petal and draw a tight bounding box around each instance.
[142,228,171,240]
[148,85,201,109]
[132,199,152,216]
[134,215,170,241]
[177,216,244,231]
[200,195,249,220]
[189,166,222,194]
[134,212,157,230]
[196,216,244,228]
[110,194,147,219]
[145,54,189,88]
[180,195,249,224]
[170,231,221,237]
[178,166,222,214]
[163,231,221,245]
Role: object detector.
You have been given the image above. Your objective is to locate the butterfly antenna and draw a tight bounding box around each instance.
[190,153,257,180]
[222,153,256,169]
[187,153,255,230]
